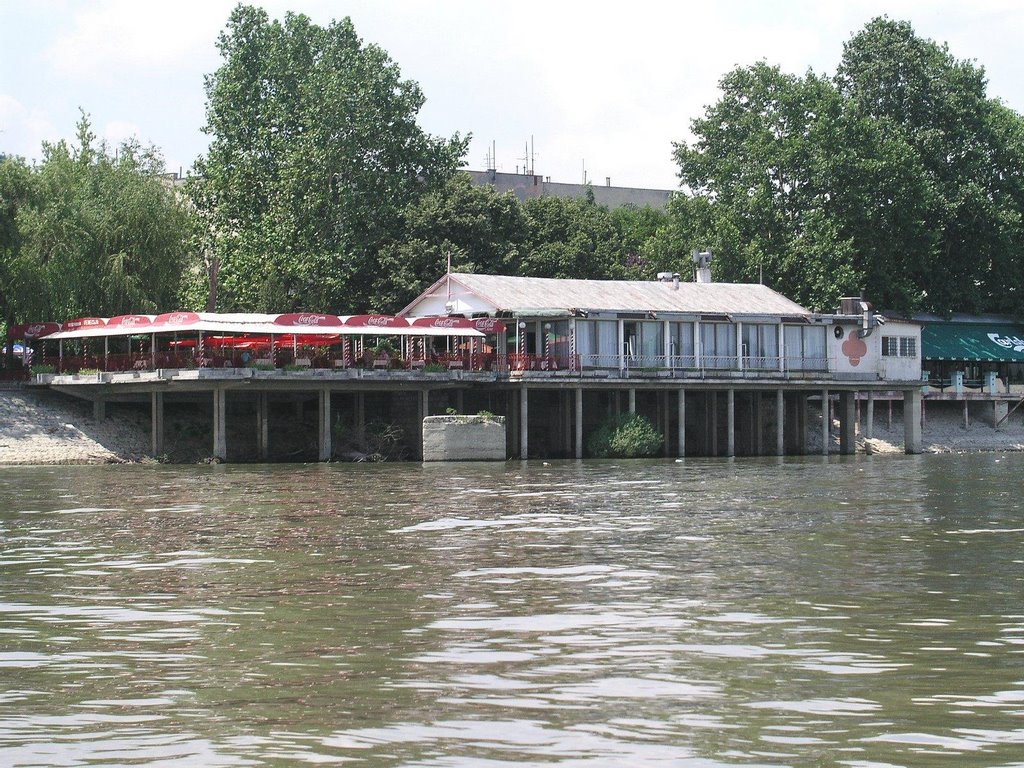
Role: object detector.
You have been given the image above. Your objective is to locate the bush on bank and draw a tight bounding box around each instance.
[587,413,663,458]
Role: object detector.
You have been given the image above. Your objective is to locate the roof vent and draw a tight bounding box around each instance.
[692,250,714,284]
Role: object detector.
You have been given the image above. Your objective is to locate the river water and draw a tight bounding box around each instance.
[1,455,1022,767]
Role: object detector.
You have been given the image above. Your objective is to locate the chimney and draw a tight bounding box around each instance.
[606,177,611,187]
[692,250,714,284]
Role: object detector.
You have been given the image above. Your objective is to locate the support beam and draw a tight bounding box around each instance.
[519,387,529,459]
[150,391,163,456]
[775,389,784,456]
[710,391,719,456]
[866,392,874,440]
[726,388,735,457]
[677,388,686,458]
[662,390,670,456]
[821,388,830,456]
[575,387,583,459]
[93,399,105,422]
[628,388,636,414]
[212,388,227,461]
[318,388,331,462]
[256,392,269,460]
[904,388,922,454]
[839,390,856,455]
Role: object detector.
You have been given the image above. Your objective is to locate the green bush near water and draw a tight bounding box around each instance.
[587,413,663,458]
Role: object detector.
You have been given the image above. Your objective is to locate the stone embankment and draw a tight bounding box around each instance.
[0,388,149,465]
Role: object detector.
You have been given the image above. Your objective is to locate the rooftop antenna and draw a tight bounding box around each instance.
[582,159,587,185]
[518,135,536,175]
[484,140,496,173]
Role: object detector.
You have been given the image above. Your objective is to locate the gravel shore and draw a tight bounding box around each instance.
[0,388,150,465]
[0,388,1021,465]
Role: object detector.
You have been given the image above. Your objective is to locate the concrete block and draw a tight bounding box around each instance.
[422,415,506,461]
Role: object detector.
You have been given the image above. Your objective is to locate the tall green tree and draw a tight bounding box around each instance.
[2,114,192,324]
[191,5,468,313]
[520,194,626,280]
[674,19,1024,316]
[836,16,1024,315]
[372,174,525,313]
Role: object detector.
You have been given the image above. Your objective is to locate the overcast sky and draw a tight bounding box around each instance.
[2,0,1024,190]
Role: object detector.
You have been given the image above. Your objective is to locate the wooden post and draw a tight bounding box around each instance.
[150,391,163,456]
[726,388,735,457]
[520,387,529,460]
[318,388,331,462]
[775,389,784,456]
[677,388,686,458]
[575,387,583,459]
[212,388,227,461]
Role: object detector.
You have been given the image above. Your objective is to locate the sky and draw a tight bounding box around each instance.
[2,0,1024,190]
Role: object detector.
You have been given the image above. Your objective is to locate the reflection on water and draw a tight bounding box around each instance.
[2,455,1023,766]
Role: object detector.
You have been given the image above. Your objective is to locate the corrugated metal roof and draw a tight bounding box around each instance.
[447,274,810,317]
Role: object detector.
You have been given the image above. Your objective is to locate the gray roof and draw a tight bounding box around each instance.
[449,274,810,317]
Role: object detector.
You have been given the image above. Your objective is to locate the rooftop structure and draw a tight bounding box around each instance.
[465,169,674,210]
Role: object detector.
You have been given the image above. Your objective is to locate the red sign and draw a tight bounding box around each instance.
[62,317,106,331]
[274,312,343,328]
[9,322,60,340]
[473,317,506,333]
[346,315,409,329]
[153,311,201,327]
[107,314,153,329]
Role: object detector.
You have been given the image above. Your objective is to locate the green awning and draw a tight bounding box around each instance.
[922,322,1024,362]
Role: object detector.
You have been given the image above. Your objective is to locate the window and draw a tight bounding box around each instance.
[784,325,827,371]
[576,320,618,367]
[742,323,779,369]
[670,322,695,367]
[883,335,917,358]
[700,322,737,369]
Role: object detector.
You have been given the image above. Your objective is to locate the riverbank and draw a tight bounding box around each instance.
[1,388,1022,464]
[0,388,150,465]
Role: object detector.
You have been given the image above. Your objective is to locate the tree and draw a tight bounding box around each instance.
[191,5,468,313]
[4,114,193,324]
[520,195,626,280]
[836,17,1024,316]
[673,18,1024,316]
[372,174,525,312]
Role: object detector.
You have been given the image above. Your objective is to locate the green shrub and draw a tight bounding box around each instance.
[77,367,100,375]
[422,362,446,372]
[587,412,663,458]
[31,364,55,375]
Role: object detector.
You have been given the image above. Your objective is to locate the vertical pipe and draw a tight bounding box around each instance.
[866,392,874,440]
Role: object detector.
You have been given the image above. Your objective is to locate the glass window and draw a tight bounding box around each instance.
[671,322,695,367]
[701,322,736,369]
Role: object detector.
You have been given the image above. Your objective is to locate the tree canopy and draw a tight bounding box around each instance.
[674,16,1024,316]
[0,114,193,334]
[190,4,468,313]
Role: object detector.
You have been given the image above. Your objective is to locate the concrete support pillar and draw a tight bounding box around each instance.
[797,394,809,455]
[456,389,464,414]
[866,392,874,440]
[318,388,331,462]
[726,388,735,457]
[821,388,830,456]
[677,388,686,458]
[212,388,227,461]
[628,388,636,414]
[839,390,856,455]
[710,391,719,456]
[662,390,671,456]
[256,392,269,461]
[575,387,583,459]
[93,399,105,422]
[962,399,970,429]
[294,400,303,420]
[904,388,922,454]
[520,387,529,460]
[564,391,573,455]
[754,392,764,455]
[150,391,163,456]
[775,389,784,456]
[356,392,365,438]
